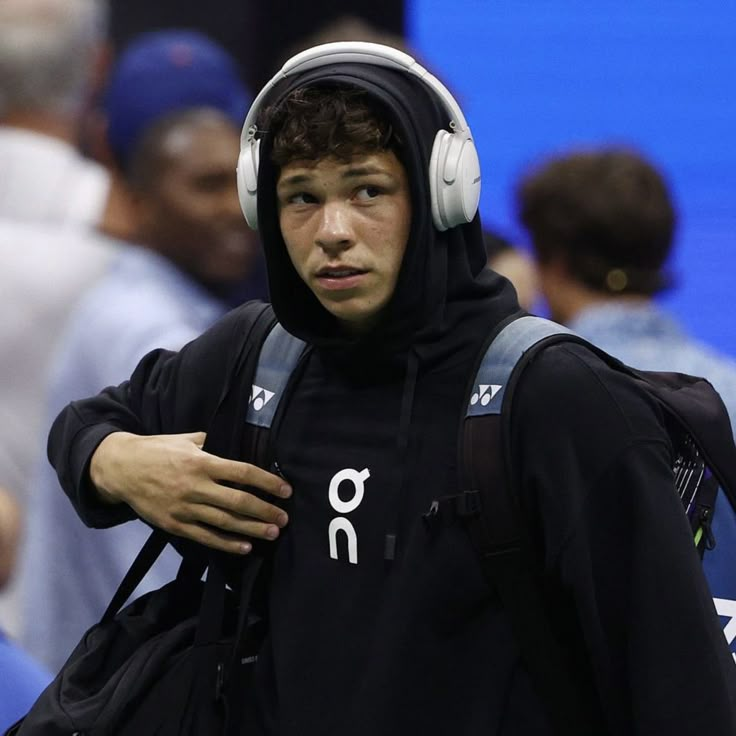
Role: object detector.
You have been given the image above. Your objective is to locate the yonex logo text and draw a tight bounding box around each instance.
[470,384,502,407]
[249,385,275,411]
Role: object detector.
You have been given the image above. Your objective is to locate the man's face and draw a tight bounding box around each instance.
[139,113,259,290]
[277,151,412,332]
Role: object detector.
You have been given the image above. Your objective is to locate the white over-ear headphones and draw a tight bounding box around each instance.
[237,41,481,232]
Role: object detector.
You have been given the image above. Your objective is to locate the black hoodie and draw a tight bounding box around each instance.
[49,64,736,735]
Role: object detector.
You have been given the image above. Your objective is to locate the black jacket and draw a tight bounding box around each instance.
[48,62,736,735]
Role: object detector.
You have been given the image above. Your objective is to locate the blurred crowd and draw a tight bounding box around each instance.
[2,0,736,727]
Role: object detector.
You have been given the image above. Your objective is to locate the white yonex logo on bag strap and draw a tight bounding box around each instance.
[246,322,306,428]
[328,467,370,565]
[249,385,275,411]
[714,597,736,663]
[470,384,502,407]
[466,317,575,419]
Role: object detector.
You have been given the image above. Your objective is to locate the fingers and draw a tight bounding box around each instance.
[98,431,294,555]
[167,489,287,555]
[186,503,284,542]
[178,523,254,556]
[166,478,289,551]
[185,481,288,530]
[206,455,293,499]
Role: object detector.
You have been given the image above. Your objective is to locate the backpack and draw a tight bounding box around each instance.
[456,314,736,733]
[13,308,735,735]
[245,311,736,735]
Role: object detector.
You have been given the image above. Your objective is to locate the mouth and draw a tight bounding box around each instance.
[316,266,367,278]
[315,266,369,291]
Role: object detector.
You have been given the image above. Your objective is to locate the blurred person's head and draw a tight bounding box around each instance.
[97,29,256,250]
[516,147,676,323]
[104,29,251,173]
[127,108,259,298]
[0,0,107,123]
[280,15,410,64]
[483,228,539,312]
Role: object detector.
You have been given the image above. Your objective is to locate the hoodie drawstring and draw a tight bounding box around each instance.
[384,347,420,561]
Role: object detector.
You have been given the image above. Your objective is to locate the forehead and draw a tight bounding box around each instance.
[159,115,239,167]
[277,150,407,185]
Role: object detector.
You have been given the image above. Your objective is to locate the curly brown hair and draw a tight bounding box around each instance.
[263,85,403,167]
[517,148,676,295]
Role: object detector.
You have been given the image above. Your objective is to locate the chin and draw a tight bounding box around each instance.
[330,308,383,334]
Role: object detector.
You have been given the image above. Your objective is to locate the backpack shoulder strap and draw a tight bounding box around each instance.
[240,319,308,475]
[466,315,576,418]
[462,315,578,553]
[461,315,596,735]
[245,321,307,430]
[104,302,284,619]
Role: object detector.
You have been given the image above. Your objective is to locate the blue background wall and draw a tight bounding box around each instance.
[409,2,736,356]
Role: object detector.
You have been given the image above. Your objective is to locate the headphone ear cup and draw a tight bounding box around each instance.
[428,129,481,231]
[237,138,261,230]
[428,130,448,231]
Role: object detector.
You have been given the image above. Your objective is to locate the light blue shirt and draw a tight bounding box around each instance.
[20,246,227,673]
[570,302,736,433]
[0,630,52,730]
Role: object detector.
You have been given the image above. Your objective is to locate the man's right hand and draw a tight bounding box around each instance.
[90,431,292,555]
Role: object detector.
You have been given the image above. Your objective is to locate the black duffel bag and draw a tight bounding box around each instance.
[5,531,265,736]
[6,303,279,735]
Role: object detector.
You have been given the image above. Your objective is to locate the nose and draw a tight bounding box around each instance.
[315,201,353,256]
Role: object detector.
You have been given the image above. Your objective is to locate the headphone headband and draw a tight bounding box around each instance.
[240,41,471,148]
[237,41,481,232]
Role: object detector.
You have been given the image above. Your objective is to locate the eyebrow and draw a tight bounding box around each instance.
[342,165,390,179]
[278,165,393,189]
[278,173,311,188]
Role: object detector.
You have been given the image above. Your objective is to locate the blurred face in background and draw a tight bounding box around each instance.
[132,109,259,294]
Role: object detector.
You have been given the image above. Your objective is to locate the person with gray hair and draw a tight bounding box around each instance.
[0,0,112,227]
[17,29,259,674]
[0,0,117,639]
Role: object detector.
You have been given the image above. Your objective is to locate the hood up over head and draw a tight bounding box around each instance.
[253,61,519,365]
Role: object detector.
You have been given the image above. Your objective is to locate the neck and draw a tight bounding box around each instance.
[1,110,78,145]
[541,263,652,325]
[97,173,135,242]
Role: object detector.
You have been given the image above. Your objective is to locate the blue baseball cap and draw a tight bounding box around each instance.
[105,29,252,169]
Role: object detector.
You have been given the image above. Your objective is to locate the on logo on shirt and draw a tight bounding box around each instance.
[327,467,370,565]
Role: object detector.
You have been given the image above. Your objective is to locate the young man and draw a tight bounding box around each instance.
[48,43,736,734]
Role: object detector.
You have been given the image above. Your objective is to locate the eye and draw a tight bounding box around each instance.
[355,185,381,201]
[288,191,318,205]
